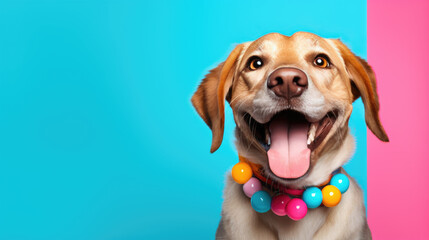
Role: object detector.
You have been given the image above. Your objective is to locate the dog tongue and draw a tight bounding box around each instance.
[267,114,310,179]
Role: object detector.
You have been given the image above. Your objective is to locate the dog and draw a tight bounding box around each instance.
[191,32,388,240]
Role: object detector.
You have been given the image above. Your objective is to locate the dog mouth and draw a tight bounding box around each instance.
[244,110,337,179]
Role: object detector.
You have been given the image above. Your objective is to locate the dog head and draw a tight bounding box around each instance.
[192,32,388,184]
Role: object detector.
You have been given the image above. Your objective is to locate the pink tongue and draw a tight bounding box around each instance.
[267,115,310,179]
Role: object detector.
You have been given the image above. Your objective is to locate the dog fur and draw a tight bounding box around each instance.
[191,32,388,240]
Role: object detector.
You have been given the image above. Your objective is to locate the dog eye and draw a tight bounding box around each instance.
[248,56,263,70]
[313,55,330,68]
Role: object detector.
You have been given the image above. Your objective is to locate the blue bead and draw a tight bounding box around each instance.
[250,191,272,213]
[330,173,350,193]
[302,187,323,209]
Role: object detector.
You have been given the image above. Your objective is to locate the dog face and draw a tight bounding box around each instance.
[192,32,388,182]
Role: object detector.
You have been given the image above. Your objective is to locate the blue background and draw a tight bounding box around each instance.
[0,0,367,239]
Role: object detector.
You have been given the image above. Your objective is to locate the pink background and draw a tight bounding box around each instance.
[367,0,429,239]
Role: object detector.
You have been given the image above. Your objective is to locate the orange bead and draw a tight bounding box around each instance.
[322,185,342,207]
[231,162,253,184]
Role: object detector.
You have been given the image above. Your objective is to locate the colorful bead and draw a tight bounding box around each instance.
[284,188,304,196]
[232,162,253,184]
[251,191,272,213]
[302,187,323,209]
[271,194,290,216]
[322,185,342,207]
[286,198,307,220]
[330,173,349,193]
[243,177,262,198]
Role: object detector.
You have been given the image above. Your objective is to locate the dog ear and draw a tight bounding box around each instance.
[191,44,245,152]
[331,39,389,142]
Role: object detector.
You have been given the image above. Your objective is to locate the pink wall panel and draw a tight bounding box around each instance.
[367,1,429,239]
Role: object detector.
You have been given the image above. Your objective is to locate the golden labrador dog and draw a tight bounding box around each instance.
[191,32,388,240]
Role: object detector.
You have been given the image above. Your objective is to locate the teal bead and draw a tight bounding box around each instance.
[330,173,350,193]
[302,187,323,209]
[251,191,272,213]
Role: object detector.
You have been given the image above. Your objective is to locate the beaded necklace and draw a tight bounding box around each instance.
[232,156,349,220]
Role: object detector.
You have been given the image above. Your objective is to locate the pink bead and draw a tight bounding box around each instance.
[285,188,304,196]
[271,194,290,216]
[286,198,308,221]
[243,177,262,198]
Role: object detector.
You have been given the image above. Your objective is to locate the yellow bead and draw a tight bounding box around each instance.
[232,162,253,184]
[322,185,342,207]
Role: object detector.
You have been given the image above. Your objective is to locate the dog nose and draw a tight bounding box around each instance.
[267,68,308,99]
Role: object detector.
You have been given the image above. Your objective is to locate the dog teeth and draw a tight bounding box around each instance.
[265,127,271,145]
[307,124,317,145]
